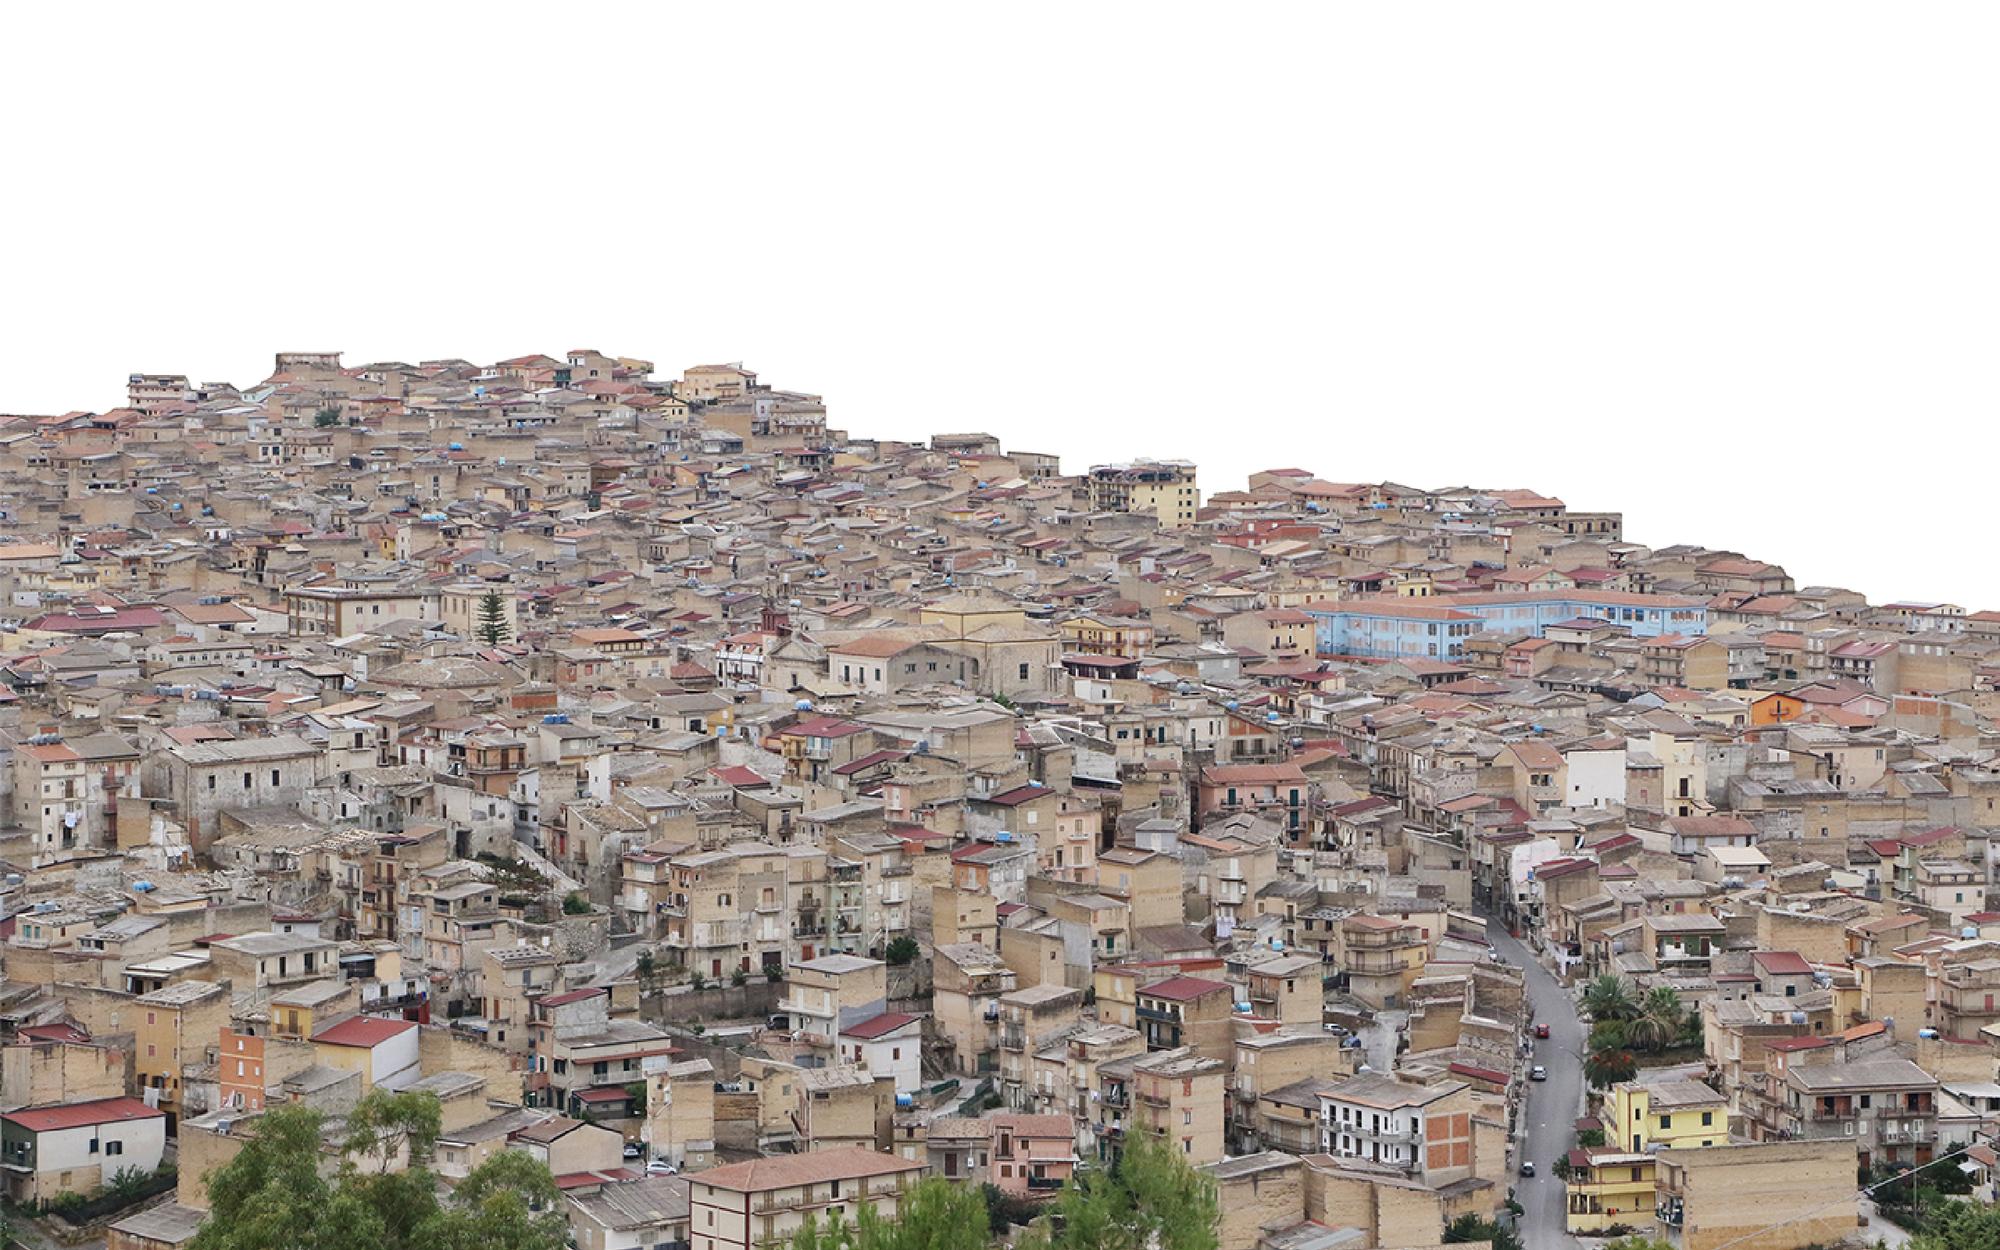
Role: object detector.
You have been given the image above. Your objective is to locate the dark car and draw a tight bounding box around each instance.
[1535,1023,1551,1039]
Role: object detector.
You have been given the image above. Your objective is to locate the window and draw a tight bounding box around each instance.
[106,1141,123,1156]
[243,772,253,789]
[1701,1111,1713,1126]
[272,769,281,786]
[1660,1115,1672,1129]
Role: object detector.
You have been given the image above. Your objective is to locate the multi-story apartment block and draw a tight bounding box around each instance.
[1086,459,1199,528]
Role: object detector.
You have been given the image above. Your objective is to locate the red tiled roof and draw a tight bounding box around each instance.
[1138,975,1231,1002]
[982,784,1054,807]
[539,988,608,1008]
[689,1146,923,1193]
[842,1012,919,1041]
[4,1096,162,1132]
[782,716,868,739]
[1752,951,1812,975]
[573,1086,631,1103]
[312,1015,417,1047]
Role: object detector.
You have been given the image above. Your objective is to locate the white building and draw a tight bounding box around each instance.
[0,1096,168,1203]
[1314,1072,1470,1181]
[838,1012,923,1095]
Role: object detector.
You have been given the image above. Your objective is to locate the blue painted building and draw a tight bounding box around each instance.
[1305,592,1707,659]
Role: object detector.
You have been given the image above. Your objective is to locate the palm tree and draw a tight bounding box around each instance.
[1582,974,1637,1023]
[1590,1018,1630,1053]
[1585,1046,1638,1089]
[1632,996,1680,1056]
[1627,987,1685,1053]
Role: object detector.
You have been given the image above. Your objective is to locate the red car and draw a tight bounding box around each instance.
[1534,1023,1551,1039]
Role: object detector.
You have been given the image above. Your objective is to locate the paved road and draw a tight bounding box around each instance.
[1857,1196,1912,1248]
[1487,915,1585,1250]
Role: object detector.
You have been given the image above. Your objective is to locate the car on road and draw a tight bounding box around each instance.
[622,1143,642,1159]
[1520,1160,1536,1177]
[1535,1023,1550,1039]
[646,1160,678,1176]
[1530,1065,1548,1081]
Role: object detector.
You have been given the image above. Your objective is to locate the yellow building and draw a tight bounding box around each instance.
[1086,459,1200,528]
[134,980,231,1130]
[1131,1050,1226,1166]
[1605,1077,1728,1154]
[1566,1149,1656,1233]
[1573,1077,1728,1234]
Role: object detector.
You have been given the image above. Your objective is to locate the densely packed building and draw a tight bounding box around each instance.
[0,349,1992,1250]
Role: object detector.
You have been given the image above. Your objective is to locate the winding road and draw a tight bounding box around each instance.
[1486,915,1586,1250]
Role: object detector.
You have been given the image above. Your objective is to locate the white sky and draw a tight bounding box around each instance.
[3,4,1994,603]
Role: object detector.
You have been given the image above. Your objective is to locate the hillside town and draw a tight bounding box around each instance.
[0,348,1993,1250]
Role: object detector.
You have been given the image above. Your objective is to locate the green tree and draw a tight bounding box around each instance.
[1443,1213,1522,1250]
[885,935,921,966]
[1013,1131,1220,1250]
[1585,1045,1638,1089]
[1589,1018,1629,1053]
[107,1164,153,1203]
[1582,974,1637,1022]
[788,1176,989,1250]
[314,407,343,428]
[563,891,591,915]
[1577,1127,1607,1148]
[1626,987,1685,1053]
[981,1182,1039,1235]
[190,1090,567,1250]
[1602,1237,1677,1250]
[435,1150,567,1250]
[474,590,511,645]
[1911,1199,2000,1250]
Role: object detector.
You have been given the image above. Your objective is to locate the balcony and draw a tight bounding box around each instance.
[1027,1176,1063,1192]
[1346,951,1412,975]
[1878,1124,1939,1144]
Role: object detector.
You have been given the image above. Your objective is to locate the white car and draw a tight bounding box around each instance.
[646,1160,678,1176]
[1529,1065,1548,1082]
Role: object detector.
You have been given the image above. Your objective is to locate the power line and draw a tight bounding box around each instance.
[1687,1133,1988,1250]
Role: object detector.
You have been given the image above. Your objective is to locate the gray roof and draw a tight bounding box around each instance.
[108,1202,207,1246]
[568,1176,691,1230]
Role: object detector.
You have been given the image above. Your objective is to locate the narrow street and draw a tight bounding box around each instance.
[1486,914,1585,1250]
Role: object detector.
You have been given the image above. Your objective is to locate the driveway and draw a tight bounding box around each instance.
[1487,915,1585,1250]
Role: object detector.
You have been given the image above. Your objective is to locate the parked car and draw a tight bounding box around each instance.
[646,1160,678,1176]
[1535,1023,1551,1039]
[1520,1160,1536,1177]
[623,1143,642,1160]
[1530,1065,1548,1081]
